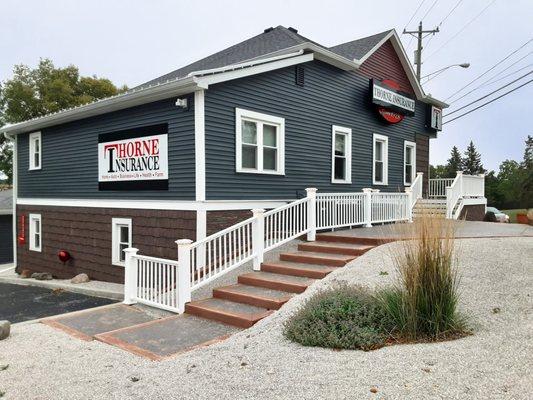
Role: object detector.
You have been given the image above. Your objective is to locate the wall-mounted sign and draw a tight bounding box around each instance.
[378,107,404,124]
[371,79,416,117]
[98,124,169,191]
[429,105,442,131]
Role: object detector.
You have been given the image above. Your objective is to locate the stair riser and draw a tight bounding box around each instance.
[185,304,262,328]
[261,263,330,279]
[238,275,308,294]
[315,234,390,245]
[297,243,369,256]
[280,253,349,266]
[212,289,287,310]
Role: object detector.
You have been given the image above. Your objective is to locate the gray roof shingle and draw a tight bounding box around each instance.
[137,26,317,89]
[328,30,392,61]
[0,189,12,212]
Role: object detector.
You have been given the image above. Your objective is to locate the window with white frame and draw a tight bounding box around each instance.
[373,134,389,185]
[404,141,416,185]
[29,214,42,252]
[112,218,132,266]
[236,108,285,174]
[331,126,352,183]
[29,132,42,170]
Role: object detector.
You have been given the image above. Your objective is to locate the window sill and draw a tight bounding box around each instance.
[29,248,41,253]
[372,182,388,186]
[236,169,285,176]
[331,179,352,184]
[112,261,125,267]
[28,167,42,171]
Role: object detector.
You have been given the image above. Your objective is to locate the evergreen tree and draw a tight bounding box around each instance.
[462,141,485,175]
[444,146,463,177]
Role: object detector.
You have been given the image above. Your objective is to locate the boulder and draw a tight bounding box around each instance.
[20,269,32,278]
[70,273,90,284]
[31,272,53,280]
[0,321,10,341]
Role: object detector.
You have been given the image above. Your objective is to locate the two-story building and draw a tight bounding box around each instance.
[2,26,454,283]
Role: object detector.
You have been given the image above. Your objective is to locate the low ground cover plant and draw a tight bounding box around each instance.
[284,215,470,350]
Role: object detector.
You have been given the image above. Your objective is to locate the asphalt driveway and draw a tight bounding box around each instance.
[0,282,116,323]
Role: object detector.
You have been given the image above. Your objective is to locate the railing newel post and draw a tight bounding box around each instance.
[362,188,373,227]
[176,239,193,313]
[123,247,139,305]
[252,209,265,271]
[405,187,413,223]
[305,188,317,241]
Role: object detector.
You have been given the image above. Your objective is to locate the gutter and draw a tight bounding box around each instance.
[1,76,204,135]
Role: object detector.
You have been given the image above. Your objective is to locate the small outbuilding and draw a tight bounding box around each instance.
[0,189,13,264]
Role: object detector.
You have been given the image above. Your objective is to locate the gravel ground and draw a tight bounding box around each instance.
[0,237,531,400]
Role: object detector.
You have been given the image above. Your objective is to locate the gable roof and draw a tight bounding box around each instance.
[138,26,319,89]
[2,26,447,136]
[329,30,392,61]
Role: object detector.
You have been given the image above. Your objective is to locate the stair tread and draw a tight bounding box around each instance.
[215,284,294,301]
[303,241,374,250]
[282,251,355,261]
[262,261,337,273]
[240,271,316,285]
[187,298,271,320]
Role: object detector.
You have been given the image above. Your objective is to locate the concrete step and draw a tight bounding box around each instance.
[213,284,294,310]
[185,298,273,328]
[238,271,316,293]
[297,241,373,256]
[261,261,336,279]
[279,251,355,267]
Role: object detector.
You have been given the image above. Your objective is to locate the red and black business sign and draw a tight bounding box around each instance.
[370,79,416,124]
[98,124,169,191]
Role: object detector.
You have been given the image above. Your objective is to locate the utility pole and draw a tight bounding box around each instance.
[403,21,439,82]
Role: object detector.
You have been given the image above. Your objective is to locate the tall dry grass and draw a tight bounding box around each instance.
[380,214,468,339]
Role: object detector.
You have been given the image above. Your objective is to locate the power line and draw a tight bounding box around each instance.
[446,70,533,116]
[444,38,532,102]
[449,51,532,104]
[420,0,440,21]
[425,0,464,49]
[403,0,428,50]
[424,0,497,61]
[484,63,533,86]
[443,78,533,124]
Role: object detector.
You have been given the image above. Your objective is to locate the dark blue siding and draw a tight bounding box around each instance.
[17,98,195,199]
[205,60,432,200]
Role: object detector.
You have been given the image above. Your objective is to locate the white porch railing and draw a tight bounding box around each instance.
[124,186,414,313]
[429,178,454,198]
[445,172,485,219]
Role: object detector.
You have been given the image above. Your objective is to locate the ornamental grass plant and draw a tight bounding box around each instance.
[379,213,469,340]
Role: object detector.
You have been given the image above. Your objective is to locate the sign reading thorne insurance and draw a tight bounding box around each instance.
[98,124,169,190]
[371,79,416,116]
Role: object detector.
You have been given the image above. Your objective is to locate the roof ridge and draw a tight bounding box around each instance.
[329,29,393,50]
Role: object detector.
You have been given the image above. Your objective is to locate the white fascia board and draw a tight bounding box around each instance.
[196,53,315,87]
[1,77,202,135]
[0,209,12,215]
[16,198,291,211]
[354,30,395,66]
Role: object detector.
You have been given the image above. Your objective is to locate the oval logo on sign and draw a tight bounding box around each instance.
[378,107,404,124]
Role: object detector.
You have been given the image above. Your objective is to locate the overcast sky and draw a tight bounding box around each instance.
[1,0,532,171]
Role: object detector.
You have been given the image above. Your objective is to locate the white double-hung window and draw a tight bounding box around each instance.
[331,126,352,183]
[373,134,389,185]
[236,108,285,175]
[112,218,132,266]
[29,214,42,252]
[29,131,42,170]
[404,141,416,185]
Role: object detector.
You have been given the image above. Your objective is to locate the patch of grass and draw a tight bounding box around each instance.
[501,209,527,223]
[379,215,469,340]
[284,285,394,350]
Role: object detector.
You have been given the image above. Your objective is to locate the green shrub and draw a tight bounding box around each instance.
[379,215,469,339]
[284,285,394,350]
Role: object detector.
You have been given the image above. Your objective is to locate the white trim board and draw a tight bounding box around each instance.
[194,90,206,201]
[331,125,352,184]
[16,198,291,211]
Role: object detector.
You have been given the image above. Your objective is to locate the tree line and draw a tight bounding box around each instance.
[431,138,533,210]
[0,59,127,184]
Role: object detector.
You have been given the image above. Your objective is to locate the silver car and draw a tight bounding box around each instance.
[486,207,510,223]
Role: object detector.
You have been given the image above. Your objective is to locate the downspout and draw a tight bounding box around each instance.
[3,132,16,267]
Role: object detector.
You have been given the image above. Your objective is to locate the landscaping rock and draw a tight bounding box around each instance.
[0,321,10,341]
[70,273,90,284]
[31,272,53,280]
[20,269,32,278]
